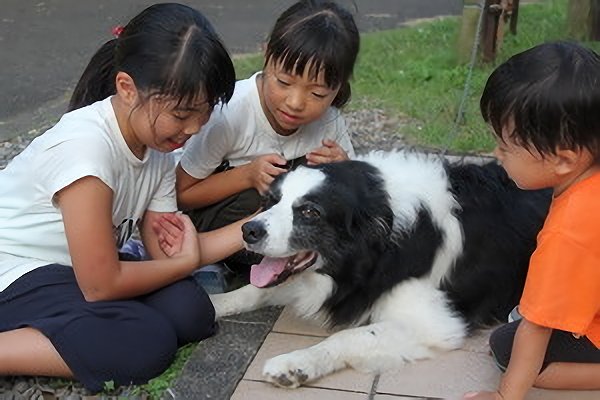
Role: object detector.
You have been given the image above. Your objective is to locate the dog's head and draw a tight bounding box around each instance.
[243,160,394,288]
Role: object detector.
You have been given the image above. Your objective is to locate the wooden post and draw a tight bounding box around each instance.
[510,0,520,34]
[458,0,520,64]
[457,0,483,64]
[481,0,502,63]
[570,0,600,40]
[591,0,600,40]
[567,0,591,39]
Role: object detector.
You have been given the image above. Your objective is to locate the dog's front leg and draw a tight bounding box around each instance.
[210,271,332,318]
[262,320,444,388]
[210,284,278,318]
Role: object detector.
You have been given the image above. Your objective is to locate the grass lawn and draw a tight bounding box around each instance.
[91,0,598,398]
[238,0,599,154]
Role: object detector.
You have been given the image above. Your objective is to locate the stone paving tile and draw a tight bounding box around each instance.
[376,349,501,399]
[175,305,600,400]
[271,306,331,337]
[231,380,368,400]
[376,348,600,400]
[524,389,600,400]
[168,307,282,400]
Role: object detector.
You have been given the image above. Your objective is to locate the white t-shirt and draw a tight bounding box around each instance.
[0,97,177,291]
[180,72,355,179]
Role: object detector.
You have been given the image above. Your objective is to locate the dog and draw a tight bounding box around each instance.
[210,150,551,388]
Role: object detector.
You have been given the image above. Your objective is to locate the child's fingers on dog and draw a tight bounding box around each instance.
[152,214,184,242]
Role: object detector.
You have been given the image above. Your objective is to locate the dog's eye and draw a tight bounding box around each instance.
[301,207,320,219]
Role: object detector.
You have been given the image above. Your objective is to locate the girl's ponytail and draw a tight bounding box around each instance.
[68,39,118,111]
[67,4,235,114]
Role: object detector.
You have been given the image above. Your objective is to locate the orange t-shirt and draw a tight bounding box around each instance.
[519,173,600,348]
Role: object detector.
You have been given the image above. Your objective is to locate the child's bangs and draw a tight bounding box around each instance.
[267,33,349,89]
[164,61,233,108]
[156,29,235,108]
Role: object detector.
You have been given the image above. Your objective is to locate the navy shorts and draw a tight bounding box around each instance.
[0,264,216,392]
[489,320,600,372]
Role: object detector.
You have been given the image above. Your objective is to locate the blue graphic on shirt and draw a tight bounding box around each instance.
[114,218,139,249]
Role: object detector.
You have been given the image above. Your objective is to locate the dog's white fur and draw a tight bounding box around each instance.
[212,274,465,387]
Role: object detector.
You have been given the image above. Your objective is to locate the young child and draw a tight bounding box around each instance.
[464,41,600,400]
[0,3,242,392]
[176,0,359,274]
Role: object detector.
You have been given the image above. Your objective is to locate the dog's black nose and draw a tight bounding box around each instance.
[242,220,267,244]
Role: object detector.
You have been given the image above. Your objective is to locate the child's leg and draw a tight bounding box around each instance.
[0,327,72,377]
[489,320,600,389]
[139,277,217,344]
[0,265,179,392]
[536,362,600,390]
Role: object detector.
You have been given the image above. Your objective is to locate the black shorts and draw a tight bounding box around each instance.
[489,320,600,372]
[0,264,216,392]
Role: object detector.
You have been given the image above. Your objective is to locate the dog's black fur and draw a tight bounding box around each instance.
[215,151,553,388]
[250,156,551,330]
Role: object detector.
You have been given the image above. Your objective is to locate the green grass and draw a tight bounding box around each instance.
[350,0,573,152]
[234,0,600,153]
[69,342,198,399]
[133,343,196,398]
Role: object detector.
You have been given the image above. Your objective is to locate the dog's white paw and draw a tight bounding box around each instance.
[263,351,320,388]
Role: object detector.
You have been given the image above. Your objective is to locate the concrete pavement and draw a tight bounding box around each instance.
[0,0,463,141]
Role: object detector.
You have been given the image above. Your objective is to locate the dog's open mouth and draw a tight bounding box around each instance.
[250,251,318,288]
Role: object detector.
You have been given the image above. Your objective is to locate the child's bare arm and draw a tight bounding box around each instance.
[306,139,349,165]
[498,319,552,399]
[57,177,201,302]
[176,153,287,210]
[176,164,254,210]
[154,212,249,266]
[464,318,552,400]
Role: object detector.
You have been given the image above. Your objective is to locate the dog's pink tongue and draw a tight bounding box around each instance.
[250,256,288,288]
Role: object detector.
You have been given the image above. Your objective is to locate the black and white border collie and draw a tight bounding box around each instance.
[211,150,551,388]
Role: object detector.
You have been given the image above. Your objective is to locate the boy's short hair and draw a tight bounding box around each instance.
[481,41,600,158]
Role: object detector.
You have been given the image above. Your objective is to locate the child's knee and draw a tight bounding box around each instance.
[174,281,217,343]
[75,309,179,392]
[144,278,217,344]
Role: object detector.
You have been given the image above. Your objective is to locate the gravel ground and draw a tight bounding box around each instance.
[0,107,410,399]
[0,108,411,170]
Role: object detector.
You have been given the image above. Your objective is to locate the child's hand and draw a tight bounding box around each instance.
[246,153,288,194]
[463,391,504,400]
[153,212,200,264]
[306,139,349,165]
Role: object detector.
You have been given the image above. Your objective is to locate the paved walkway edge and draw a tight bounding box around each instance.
[167,307,283,399]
